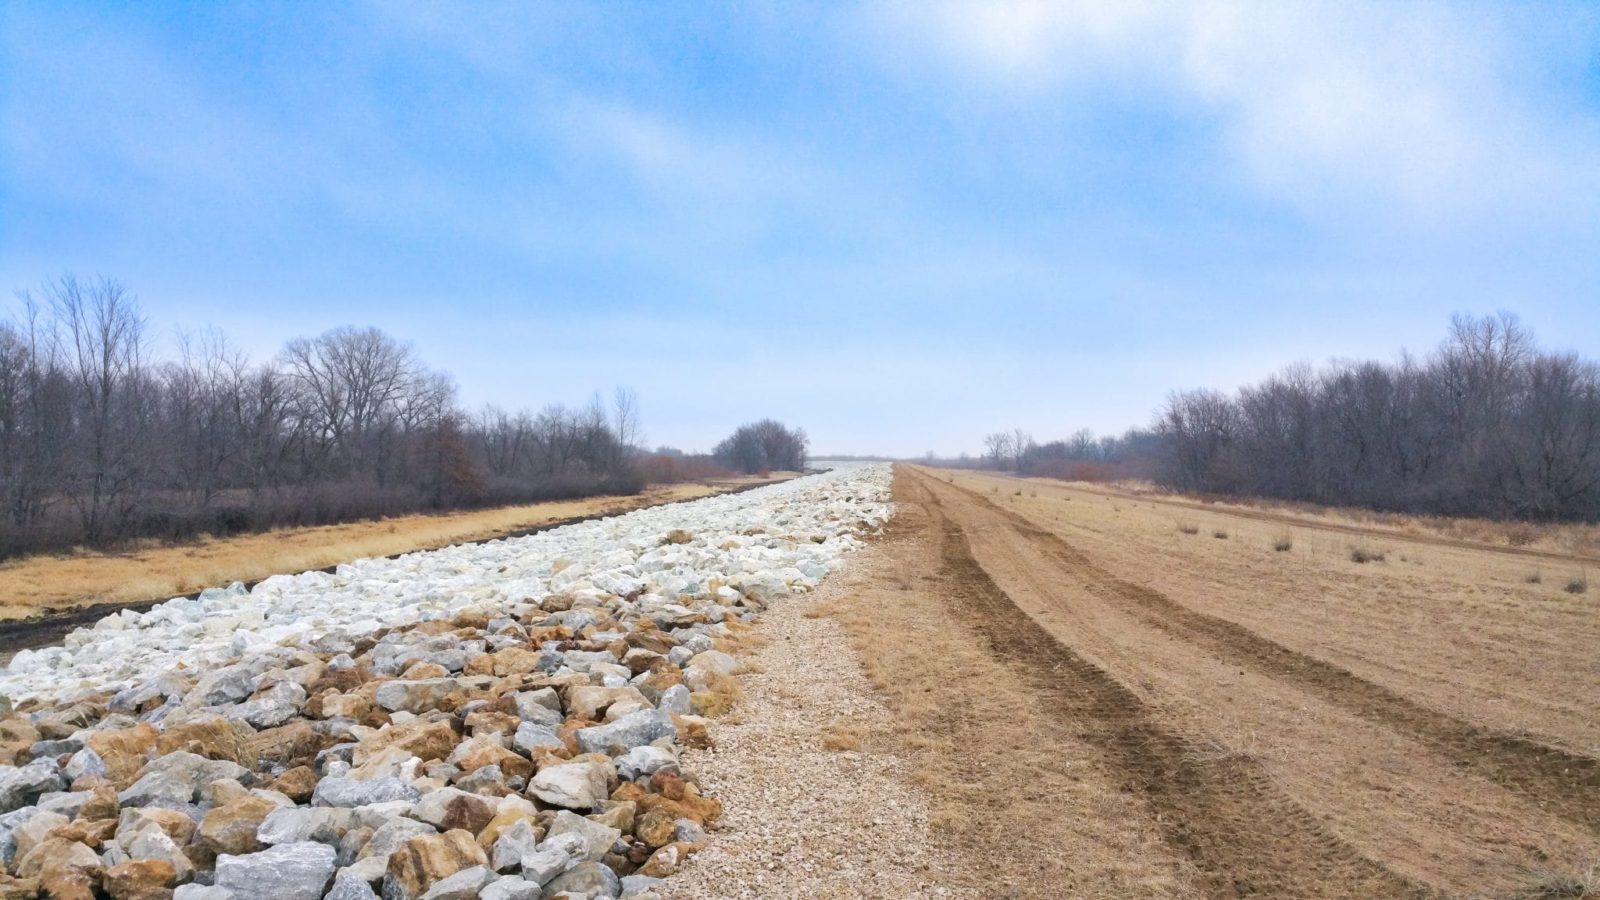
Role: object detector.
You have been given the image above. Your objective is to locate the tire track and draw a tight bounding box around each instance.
[928,471,1600,836]
[908,473,1431,899]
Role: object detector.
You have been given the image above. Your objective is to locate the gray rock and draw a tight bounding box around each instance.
[614,745,676,781]
[374,678,490,714]
[543,810,620,863]
[455,763,513,795]
[313,776,422,808]
[189,665,256,707]
[34,789,91,818]
[0,759,65,813]
[12,809,67,861]
[490,818,538,872]
[512,723,562,757]
[420,864,495,900]
[258,806,355,845]
[481,875,542,900]
[528,760,610,810]
[620,875,665,897]
[0,805,46,864]
[674,818,707,843]
[543,861,620,899]
[655,685,691,715]
[327,868,382,900]
[28,737,83,758]
[216,840,338,900]
[514,689,561,724]
[119,751,248,808]
[127,824,197,882]
[64,746,108,781]
[338,825,375,866]
[517,842,574,885]
[174,886,237,900]
[112,672,194,713]
[358,816,437,861]
[574,710,675,756]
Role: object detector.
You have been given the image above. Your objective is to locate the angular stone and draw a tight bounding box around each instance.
[187,665,255,708]
[417,864,494,900]
[480,874,541,900]
[157,715,259,768]
[126,825,195,883]
[382,829,486,900]
[257,806,354,846]
[215,841,337,900]
[12,809,68,861]
[101,858,178,900]
[353,720,457,765]
[614,746,675,782]
[120,752,248,808]
[312,776,421,808]
[542,861,619,899]
[0,759,65,813]
[489,818,538,872]
[201,794,279,855]
[510,723,562,758]
[573,710,675,756]
[374,679,489,715]
[620,874,665,897]
[528,760,609,811]
[408,788,494,834]
[326,868,380,900]
[543,810,619,863]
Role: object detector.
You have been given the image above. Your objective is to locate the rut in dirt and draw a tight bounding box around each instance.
[937,475,1600,836]
[908,475,1430,899]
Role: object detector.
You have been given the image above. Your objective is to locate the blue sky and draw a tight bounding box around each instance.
[3,1,1598,456]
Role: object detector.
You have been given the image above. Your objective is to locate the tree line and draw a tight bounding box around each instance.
[711,419,808,474]
[971,314,1600,523]
[0,276,780,559]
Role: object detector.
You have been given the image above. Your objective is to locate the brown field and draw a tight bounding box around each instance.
[827,464,1600,898]
[0,474,790,622]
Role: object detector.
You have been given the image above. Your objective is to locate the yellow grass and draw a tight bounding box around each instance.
[0,475,786,621]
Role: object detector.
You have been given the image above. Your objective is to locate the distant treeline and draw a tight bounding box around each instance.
[970,314,1600,523]
[711,419,808,474]
[0,276,791,559]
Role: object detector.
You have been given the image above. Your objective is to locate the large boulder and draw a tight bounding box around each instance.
[0,759,65,813]
[119,752,248,808]
[382,829,487,900]
[527,760,609,811]
[215,841,338,900]
[573,710,675,756]
[201,794,280,855]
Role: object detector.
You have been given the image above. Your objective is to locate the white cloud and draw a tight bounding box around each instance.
[860,0,1600,223]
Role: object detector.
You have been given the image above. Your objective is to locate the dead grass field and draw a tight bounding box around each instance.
[828,465,1600,898]
[0,474,788,621]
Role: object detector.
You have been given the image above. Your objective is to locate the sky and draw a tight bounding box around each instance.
[3,1,1599,457]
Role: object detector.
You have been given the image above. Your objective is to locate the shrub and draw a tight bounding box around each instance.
[1177,522,1199,535]
[1567,576,1589,595]
[1273,535,1293,552]
[1525,572,1543,584]
[1212,529,1229,539]
[1350,546,1386,564]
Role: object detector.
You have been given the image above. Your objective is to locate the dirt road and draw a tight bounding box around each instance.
[832,466,1600,898]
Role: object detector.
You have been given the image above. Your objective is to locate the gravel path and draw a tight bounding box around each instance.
[661,553,968,899]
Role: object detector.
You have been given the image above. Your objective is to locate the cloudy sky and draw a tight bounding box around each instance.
[3,1,1598,456]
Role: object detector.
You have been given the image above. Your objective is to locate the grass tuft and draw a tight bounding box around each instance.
[1567,576,1589,595]
[1212,529,1229,540]
[1350,546,1387,564]
[1177,522,1200,535]
[1273,535,1293,552]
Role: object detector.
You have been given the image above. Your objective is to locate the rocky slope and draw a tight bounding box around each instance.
[0,465,890,899]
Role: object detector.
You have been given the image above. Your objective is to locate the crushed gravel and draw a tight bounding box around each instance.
[661,557,969,899]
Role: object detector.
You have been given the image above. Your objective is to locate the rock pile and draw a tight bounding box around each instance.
[0,465,892,898]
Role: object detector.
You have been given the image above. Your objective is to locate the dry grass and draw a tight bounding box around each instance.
[820,720,864,752]
[1516,862,1600,898]
[1077,479,1600,559]
[0,477,783,621]
[1349,546,1387,564]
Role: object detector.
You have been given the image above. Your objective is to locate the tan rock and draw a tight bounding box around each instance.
[84,724,159,789]
[448,737,532,781]
[101,859,177,900]
[591,801,635,835]
[638,841,702,878]
[244,720,318,768]
[156,715,257,768]
[401,662,449,680]
[634,807,677,848]
[116,808,196,849]
[353,719,458,765]
[563,686,646,722]
[463,710,519,737]
[17,836,102,900]
[0,718,42,765]
[384,829,486,900]
[474,809,540,849]
[318,690,371,721]
[269,766,318,803]
[200,794,278,855]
